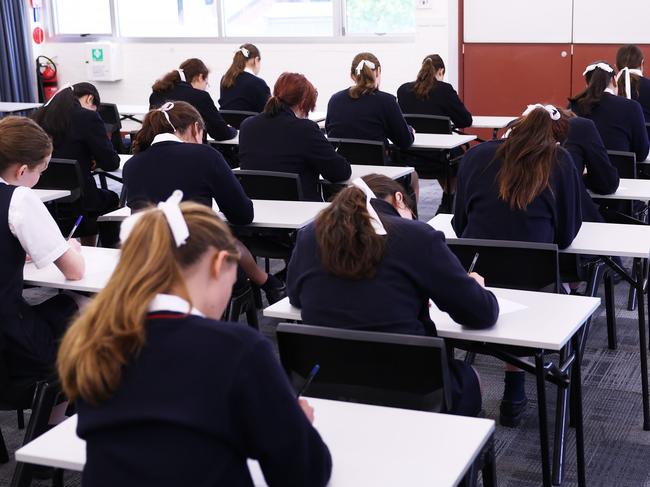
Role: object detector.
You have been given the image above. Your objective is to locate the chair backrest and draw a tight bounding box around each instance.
[33,158,83,202]
[277,323,452,412]
[220,110,258,129]
[328,137,385,166]
[446,238,560,292]
[98,102,122,133]
[606,150,637,179]
[235,170,304,201]
[403,114,452,134]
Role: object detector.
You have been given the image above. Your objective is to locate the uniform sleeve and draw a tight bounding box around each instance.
[554,152,583,249]
[230,338,332,487]
[199,93,238,141]
[206,150,254,225]
[84,111,120,171]
[254,80,271,113]
[384,95,414,149]
[630,101,650,162]
[443,84,473,129]
[580,120,620,194]
[8,187,69,268]
[287,227,311,308]
[451,150,471,236]
[303,122,352,183]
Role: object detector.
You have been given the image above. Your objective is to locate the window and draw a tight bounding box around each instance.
[117,0,220,37]
[51,0,113,35]
[345,0,415,35]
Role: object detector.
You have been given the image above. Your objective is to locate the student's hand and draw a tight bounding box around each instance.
[68,239,82,253]
[299,398,315,424]
[469,272,485,287]
[408,125,416,134]
[25,254,32,263]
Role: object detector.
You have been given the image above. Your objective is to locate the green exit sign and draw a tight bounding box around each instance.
[91,48,104,62]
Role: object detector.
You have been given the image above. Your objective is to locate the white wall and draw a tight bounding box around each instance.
[33,1,456,112]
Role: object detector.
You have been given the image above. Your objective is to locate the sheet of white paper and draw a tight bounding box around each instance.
[496,296,528,315]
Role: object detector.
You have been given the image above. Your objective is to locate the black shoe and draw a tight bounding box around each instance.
[264,283,287,305]
[499,397,528,427]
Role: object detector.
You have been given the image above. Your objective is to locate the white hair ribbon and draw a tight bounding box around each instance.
[522,103,561,121]
[351,178,387,236]
[176,68,186,82]
[239,47,250,58]
[43,83,73,107]
[583,62,614,76]
[616,67,644,99]
[157,102,176,132]
[355,59,376,76]
[120,190,189,247]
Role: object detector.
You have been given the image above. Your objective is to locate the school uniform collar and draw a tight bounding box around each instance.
[244,67,256,76]
[604,88,617,95]
[149,293,205,317]
[370,198,400,217]
[151,133,184,146]
[0,176,7,185]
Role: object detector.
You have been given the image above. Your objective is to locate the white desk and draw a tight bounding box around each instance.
[310,111,326,123]
[587,178,650,201]
[23,246,119,294]
[116,104,149,123]
[98,200,329,230]
[408,133,476,150]
[0,102,42,113]
[34,189,71,203]
[470,116,517,130]
[16,398,495,487]
[232,164,414,185]
[209,133,239,145]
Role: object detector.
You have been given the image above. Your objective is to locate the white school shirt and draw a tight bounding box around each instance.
[148,293,205,317]
[150,132,184,145]
[0,177,69,268]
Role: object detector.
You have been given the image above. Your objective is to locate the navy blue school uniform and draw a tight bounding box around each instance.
[397,80,473,128]
[149,81,237,141]
[239,107,351,201]
[453,140,582,249]
[123,137,253,224]
[288,199,499,416]
[564,116,619,222]
[569,92,650,162]
[630,75,650,122]
[219,71,271,113]
[326,88,415,153]
[77,300,331,487]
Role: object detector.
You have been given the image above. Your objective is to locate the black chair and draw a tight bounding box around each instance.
[328,138,385,166]
[234,170,303,201]
[219,110,258,130]
[98,103,127,154]
[403,114,452,134]
[223,281,259,329]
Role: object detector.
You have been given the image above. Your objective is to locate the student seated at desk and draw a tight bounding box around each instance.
[219,43,271,113]
[453,105,582,426]
[569,61,649,162]
[124,101,286,304]
[0,116,84,387]
[397,54,472,213]
[150,58,236,142]
[616,45,650,122]
[239,72,351,201]
[287,174,499,417]
[58,198,331,487]
[32,82,120,244]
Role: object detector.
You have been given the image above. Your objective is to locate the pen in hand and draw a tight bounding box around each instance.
[468,252,479,274]
[297,364,320,398]
[67,215,84,240]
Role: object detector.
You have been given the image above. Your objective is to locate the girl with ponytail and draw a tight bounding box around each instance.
[150,58,236,142]
[219,43,271,113]
[58,197,331,487]
[616,45,650,122]
[287,174,498,417]
[569,61,649,162]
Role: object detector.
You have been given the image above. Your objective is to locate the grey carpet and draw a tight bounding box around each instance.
[3,179,650,486]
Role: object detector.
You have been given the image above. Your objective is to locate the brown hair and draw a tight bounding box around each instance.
[315,186,386,279]
[221,43,261,89]
[494,106,570,210]
[132,101,205,153]
[264,72,318,116]
[362,173,414,212]
[349,52,381,99]
[568,61,615,116]
[152,58,210,93]
[57,202,240,405]
[617,45,644,98]
[413,54,445,100]
[0,116,53,172]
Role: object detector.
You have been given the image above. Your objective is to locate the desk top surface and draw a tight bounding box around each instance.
[0,102,42,112]
[587,178,650,200]
[470,116,517,129]
[34,189,71,203]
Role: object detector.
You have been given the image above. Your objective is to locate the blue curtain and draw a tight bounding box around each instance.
[0,0,35,102]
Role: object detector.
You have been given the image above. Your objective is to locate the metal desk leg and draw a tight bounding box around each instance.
[635,257,650,430]
[443,150,452,213]
[572,331,586,487]
[552,348,569,485]
[535,351,552,487]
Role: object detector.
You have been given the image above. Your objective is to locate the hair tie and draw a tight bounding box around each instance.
[157,102,176,132]
[239,47,250,58]
[522,103,561,121]
[120,190,189,247]
[351,178,387,236]
[616,67,644,99]
[176,69,186,82]
[355,59,376,76]
[583,62,614,76]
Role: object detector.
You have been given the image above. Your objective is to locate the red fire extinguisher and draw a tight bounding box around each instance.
[36,55,58,103]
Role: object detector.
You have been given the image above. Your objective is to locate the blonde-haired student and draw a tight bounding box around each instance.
[0,116,84,384]
[219,43,271,113]
[57,196,331,487]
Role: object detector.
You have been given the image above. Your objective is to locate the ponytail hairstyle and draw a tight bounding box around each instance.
[349,52,381,99]
[413,54,445,100]
[263,72,318,117]
[362,173,415,214]
[57,202,240,405]
[315,185,386,279]
[152,58,210,93]
[616,45,644,98]
[221,43,261,89]
[494,105,570,210]
[568,61,615,116]
[32,82,101,141]
[0,116,53,173]
[132,101,205,153]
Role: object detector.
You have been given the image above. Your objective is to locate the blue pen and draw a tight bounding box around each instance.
[67,215,84,239]
[468,252,479,273]
[297,364,320,398]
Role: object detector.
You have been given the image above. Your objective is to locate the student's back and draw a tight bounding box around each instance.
[219,44,270,113]
[617,44,650,122]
